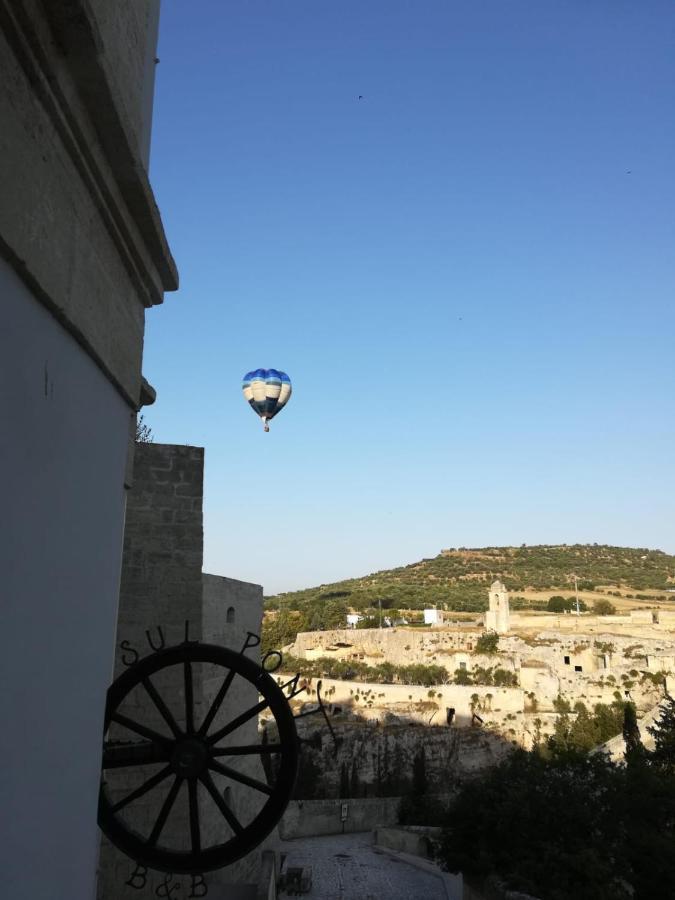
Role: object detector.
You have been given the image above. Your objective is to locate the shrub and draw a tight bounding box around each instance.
[593,599,617,616]
[475,632,499,654]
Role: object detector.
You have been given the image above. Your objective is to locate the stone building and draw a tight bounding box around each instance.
[98,443,276,899]
[485,580,510,634]
[1,3,176,899]
[424,607,450,626]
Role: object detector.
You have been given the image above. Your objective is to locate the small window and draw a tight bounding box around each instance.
[226,606,235,624]
[574,665,583,672]
[459,662,467,670]
[446,707,456,725]
[564,655,570,665]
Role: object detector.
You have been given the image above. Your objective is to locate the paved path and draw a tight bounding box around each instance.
[278,832,448,900]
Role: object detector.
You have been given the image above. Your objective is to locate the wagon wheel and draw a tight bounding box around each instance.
[98,643,298,873]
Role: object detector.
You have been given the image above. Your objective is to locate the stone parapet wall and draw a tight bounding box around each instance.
[280,797,403,839]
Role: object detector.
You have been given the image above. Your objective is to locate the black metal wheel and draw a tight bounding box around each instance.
[98,643,298,873]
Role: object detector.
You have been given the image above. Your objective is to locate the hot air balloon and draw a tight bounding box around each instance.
[242,369,292,432]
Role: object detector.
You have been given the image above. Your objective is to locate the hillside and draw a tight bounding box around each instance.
[266,544,675,617]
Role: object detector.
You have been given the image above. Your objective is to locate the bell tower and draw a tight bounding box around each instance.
[484,579,510,634]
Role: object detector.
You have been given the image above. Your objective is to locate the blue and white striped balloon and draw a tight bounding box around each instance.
[242,369,292,431]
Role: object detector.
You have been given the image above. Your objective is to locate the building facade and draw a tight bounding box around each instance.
[1,3,176,898]
[97,443,276,898]
[484,580,510,634]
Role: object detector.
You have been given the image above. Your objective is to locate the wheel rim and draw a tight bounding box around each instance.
[98,643,298,873]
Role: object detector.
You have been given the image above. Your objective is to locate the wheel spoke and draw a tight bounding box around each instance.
[188,779,201,855]
[110,713,171,746]
[200,770,244,836]
[199,668,236,736]
[212,742,282,757]
[207,698,269,746]
[146,776,183,847]
[100,643,299,869]
[142,677,182,737]
[111,765,173,813]
[102,741,170,769]
[184,661,195,733]
[208,759,273,795]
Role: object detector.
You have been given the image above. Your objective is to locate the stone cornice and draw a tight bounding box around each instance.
[2,0,178,305]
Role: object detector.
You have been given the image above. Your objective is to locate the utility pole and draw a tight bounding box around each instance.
[574,574,580,616]
[378,598,382,629]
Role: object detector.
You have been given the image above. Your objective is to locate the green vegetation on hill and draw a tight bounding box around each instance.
[281,654,449,686]
[265,544,675,626]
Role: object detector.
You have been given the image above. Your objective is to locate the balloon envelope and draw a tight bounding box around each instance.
[242,369,291,429]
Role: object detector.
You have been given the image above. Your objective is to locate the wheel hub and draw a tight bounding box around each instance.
[171,737,209,778]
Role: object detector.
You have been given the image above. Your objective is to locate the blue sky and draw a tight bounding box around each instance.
[145,1,675,594]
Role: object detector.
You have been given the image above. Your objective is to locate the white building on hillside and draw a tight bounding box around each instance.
[424,607,449,626]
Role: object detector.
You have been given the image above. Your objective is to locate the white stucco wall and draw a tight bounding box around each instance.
[0,261,130,900]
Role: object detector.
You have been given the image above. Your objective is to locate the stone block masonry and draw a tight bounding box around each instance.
[97,443,276,899]
[2,3,175,896]
[113,443,205,668]
[280,797,404,839]
[98,443,205,900]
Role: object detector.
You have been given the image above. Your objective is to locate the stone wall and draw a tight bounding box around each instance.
[98,443,205,899]
[285,716,513,802]
[112,443,205,671]
[201,574,278,893]
[0,0,176,406]
[98,445,275,898]
[1,257,131,900]
[291,627,483,665]
[285,675,524,727]
[87,0,161,163]
[1,2,175,897]
[280,797,403,839]
[203,573,264,652]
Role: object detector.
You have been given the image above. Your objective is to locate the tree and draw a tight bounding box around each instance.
[398,744,448,826]
[437,750,628,899]
[292,746,322,799]
[553,695,571,713]
[135,414,153,442]
[548,595,587,613]
[339,763,350,798]
[593,599,616,616]
[349,759,360,798]
[648,693,675,770]
[412,746,427,796]
[475,632,499,654]
[623,702,644,763]
[493,668,518,687]
[454,667,471,685]
[436,748,675,900]
[548,595,568,612]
